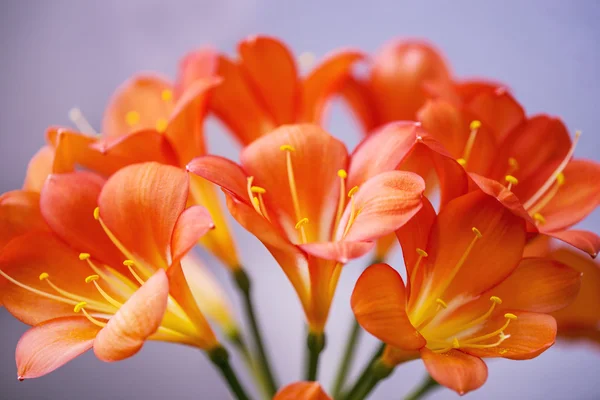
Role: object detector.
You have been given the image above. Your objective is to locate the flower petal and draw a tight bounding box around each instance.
[0,190,47,250]
[238,35,298,125]
[175,48,219,96]
[274,382,331,400]
[241,124,348,243]
[420,348,487,395]
[351,263,425,350]
[16,317,100,380]
[23,146,54,192]
[171,205,215,265]
[98,163,188,270]
[101,74,173,138]
[186,155,249,202]
[94,269,169,362]
[548,230,600,258]
[465,89,525,143]
[337,171,425,242]
[300,49,364,123]
[300,240,374,263]
[339,76,377,133]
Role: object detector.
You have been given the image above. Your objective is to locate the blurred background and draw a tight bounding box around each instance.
[1,0,599,399]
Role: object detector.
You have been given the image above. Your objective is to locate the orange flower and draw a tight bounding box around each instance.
[351,190,581,394]
[178,35,364,145]
[0,163,219,379]
[274,382,331,400]
[418,89,600,257]
[188,124,425,332]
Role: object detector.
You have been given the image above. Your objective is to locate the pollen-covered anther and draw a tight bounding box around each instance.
[457,158,467,166]
[472,227,483,238]
[337,169,348,179]
[490,296,502,305]
[348,186,359,198]
[155,118,168,133]
[505,175,519,190]
[250,186,266,194]
[436,298,448,309]
[38,272,49,281]
[452,338,460,349]
[74,301,107,328]
[295,218,309,244]
[533,212,546,225]
[469,120,482,130]
[93,207,100,221]
[416,248,428,257]
[125,111,140,126]
[280,144,296,152]
[85,275,99,284]
[78,253,91,261]
[161,89,173,102]
[74,301,87,313]
[123,259,135,267]
[504,313,518,320]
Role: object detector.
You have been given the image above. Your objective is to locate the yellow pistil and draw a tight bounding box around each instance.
[74,302,107,328]
[155,118,169,133]
[280,144,302,223]
[295,217,309,244]
[161,89,173,102]
[124,259,145,285]
[342,186,360,238]
[505,175,518,191]
[125,111,140,127]
[457,120,481,167]
[334,169,348,231]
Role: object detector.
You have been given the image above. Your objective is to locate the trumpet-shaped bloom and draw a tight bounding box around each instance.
[178,35,364,145]
[188,124,425,332]
[418,90,600,257]
[0,163,219,379]
[351,190,581,394]
[274,382,331,400]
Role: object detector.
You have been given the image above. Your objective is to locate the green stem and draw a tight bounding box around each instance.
[233,269,278,396]
[346,359,393,400]
[227,330,269,398]
[404,375,439,400]
[208,346,253,400]
[331,320,362,397]
[341,343,385,400]
[305,331,327,381]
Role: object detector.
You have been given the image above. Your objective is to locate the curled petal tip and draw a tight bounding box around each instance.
[17,376,24,382]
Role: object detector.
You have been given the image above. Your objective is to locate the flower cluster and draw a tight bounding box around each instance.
[1,35,599,400]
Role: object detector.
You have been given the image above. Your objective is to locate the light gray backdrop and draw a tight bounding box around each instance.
[1,1,599,399]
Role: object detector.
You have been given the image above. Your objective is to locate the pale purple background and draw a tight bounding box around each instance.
[1,1,599,399]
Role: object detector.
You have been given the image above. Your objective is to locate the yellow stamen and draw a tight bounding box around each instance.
[85,275,99,283]
[125,111,140,127]
[295,218,309,244]
[39,272,49,281]
[452,337,460,348]
[155,118,168,133]
[436,298,448,309]
[527,172,566,215]
[347,186,359,198]
[161,89,173,102]
[280,144,296,152]
[0,268,83,307]
[40,273,112,311]
[250,186,266,194]
[342,186,360,238]
[281,144,302,223]
[337,169,348,179]
[68,107,98,135]
[124,260,145,286]
[88,278,123,309]
[457,120,481,167]
[533,212,546,225]
[461,296,503,331]
[505,175,518,191]
[93,207,100,220]
[463,313,517,344]
[79,253,91,261]
[74,302,107,328]
[410,248,428,284]
[334,169,348,231]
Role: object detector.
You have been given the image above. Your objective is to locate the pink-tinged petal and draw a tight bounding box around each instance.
[300,241,374,263]
[300,50,364,123]
[0,191,47,250]
[40,171,124,268]
[337,171,425,242]
[238,35,298,125]
[465,89,525,143]
[186,155,249,202]
[351,264,425,350]
[98,163,188,270]
[23,146,54,193]
[171,205,215,265]
[420,348,488,395]
[548,230,600,259]
[102,74,174,138]
[274,382,331,400]
[94,269,169,362]
[16,317,100,380]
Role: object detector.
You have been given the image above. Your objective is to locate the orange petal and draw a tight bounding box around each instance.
[16,317,100,379]
[238,35,298,125]
[94,269,169,362]
[369,40,452,123]
[101,74,174,138]
[51,129,114,176]
[452,79,507,103]
[40,171,124,268]
[339,76,377,133]
[241,124,348,243]
[175,48,219,97]
[461,312,556,360]
[171,205,215,265]
[420,348,487,395]
[300,49,364,123]
[98,163,188,270]
[351,263,425,350]
[300,240,374,263]
[465,89,525,143]
[548,230,600,259]
[186,155,249,202]
[0,232,109,325]
[338,171,425,242]
[274,382,331,400]
[23,146,55,193]
[0,191,47,250]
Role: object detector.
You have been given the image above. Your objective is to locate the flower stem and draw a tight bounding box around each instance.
[208,346,253,400]
[404,375,439,400]
[345,358,393,400]
[331,319,362,397]
[305,331,327,381]
[233,268,278,396]
[227,330,270,398]
[341,343,385,400]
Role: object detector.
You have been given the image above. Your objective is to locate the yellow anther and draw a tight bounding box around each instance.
[499,349,508,355]
[533,213,546,225]
[79,253,90,261]
[348,186,359,198]
[490,296,503,305]
[508,157,519,169]
[505,175,519,185]
[470,120,482,130]
[452,338,460,348]
[416,248,428,257]
[38,272,49,281]
[123,260,135,267]
[252,196,260,207]
[125,111,140,126]
[74,301,87,313]
[250,186,266,194]
[161,89,173,102]
[556,172,565,185]
[472,227,483,238]
[436,298,448,309]
[295,218,309,229]
[280,144,296,152]
[337,169,348,179]
[85,275,99,284]
[155,118,168,133]
[504,313,518,320]
[457,158,467,166]
[93,207,100,220]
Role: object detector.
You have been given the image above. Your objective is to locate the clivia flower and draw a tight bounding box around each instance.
[274,382,331,400]
[0,163,221,379]
[178,35,364,146]
[351,190,581,394]
[187,124,426,332]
